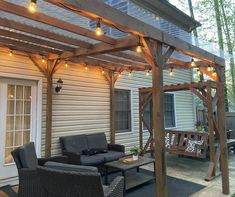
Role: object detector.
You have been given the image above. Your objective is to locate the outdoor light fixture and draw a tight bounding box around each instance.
[191,58,196,67]
[55,78,63,93]
[145,69,150,76]
[101,68,105,75]
[9,50,13,57]
[65,61,68,68]
[136,44,142,53]
[118,72,122,78]
[28,0,37,13]
[207,65,213,72]
[96,19,103,36]
[169,68,173,77]
[42,56,45,63]
[128,70,132,77]
[85,65,88,70]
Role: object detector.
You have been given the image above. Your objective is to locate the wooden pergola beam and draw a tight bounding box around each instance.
[0,37,62,54]
[45,0,225,66]
[0,18,93,49]
[61,36,139,59]
[0,29,75,52]
[0,1,116,45]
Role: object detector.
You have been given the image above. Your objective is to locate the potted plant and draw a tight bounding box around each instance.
[130,146,140,161]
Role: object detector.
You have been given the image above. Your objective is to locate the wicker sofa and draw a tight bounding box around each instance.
[60,133,125,167]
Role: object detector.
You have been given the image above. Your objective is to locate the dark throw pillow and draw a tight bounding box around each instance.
[94,148,108,153]
[82,149,97,156]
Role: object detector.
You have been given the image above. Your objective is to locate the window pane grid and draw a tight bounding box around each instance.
[5,85,32,164]
[115,89,131,133]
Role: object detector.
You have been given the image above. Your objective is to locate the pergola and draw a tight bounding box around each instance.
[0,0,229,196]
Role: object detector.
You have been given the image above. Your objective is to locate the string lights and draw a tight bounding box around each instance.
[28,0,37,13]
[169,68,173,77]
[42,56,45,63]
[191,58,196,67]
[96,18,103,36]
[9,50,13,57]
[207,65,213,72]
[145,69,150,76]
[136,37,142,53]
[65,61,68,68]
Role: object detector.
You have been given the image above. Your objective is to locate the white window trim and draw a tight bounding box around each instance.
[0,73,43,157]
[114,86,134,135]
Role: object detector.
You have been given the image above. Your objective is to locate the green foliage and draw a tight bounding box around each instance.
[130,146,140,155]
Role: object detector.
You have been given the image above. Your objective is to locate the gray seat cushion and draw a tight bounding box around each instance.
[19,142,38,169]
[87,133,108,150]
[60,134,88,154]
[97,151,125,162]
[80,155,105,166]
[44,161,98,173]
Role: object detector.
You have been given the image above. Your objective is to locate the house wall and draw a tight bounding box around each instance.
[0,50,195,156]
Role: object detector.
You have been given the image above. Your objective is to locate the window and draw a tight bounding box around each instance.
[115,89,131,133]
[142,93,176,129]
[164,93,176,128]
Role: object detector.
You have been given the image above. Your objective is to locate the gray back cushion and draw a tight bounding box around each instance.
[19,142,38,169]
[87,133,108,150]
[44,162,98,173]
[60,134,88,154]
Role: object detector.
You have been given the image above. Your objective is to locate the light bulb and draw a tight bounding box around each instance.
[85,66,88,70]
[118,72,122,77]
[102,69,105,75]
[65,61,68,68]
[28,1,37,13]
[42,57,45,63]
[191,58,196,67]
[96,21,103,36]
[9,50,13,57]
[207,65,213,72]
[146,70,150,76]
[136,45,142,53]
[169,69,173,77]
[128,71,132,77]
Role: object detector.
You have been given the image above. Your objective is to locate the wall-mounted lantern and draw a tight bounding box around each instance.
[55,78,63,93]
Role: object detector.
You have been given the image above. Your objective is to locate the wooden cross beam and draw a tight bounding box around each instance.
[0,36,61,54]
[60,36,139,59]
[0,18,93,49]
[0,29,75,52]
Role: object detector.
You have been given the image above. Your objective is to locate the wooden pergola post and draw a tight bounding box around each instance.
[104,71,118,144]
[45,70,53,158]
[216,66,230,195]
[142,38,174,197]
[207,84,216,176]
[30,56,62,158]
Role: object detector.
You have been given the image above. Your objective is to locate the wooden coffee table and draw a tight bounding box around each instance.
[104,156,155,195]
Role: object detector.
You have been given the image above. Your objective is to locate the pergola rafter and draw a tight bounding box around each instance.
[0,0,230,196]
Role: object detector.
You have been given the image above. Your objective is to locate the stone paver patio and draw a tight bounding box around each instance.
[143,152,235,197]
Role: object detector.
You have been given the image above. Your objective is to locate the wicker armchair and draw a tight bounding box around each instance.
[11,142,68,197]
[37,166,124,197]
